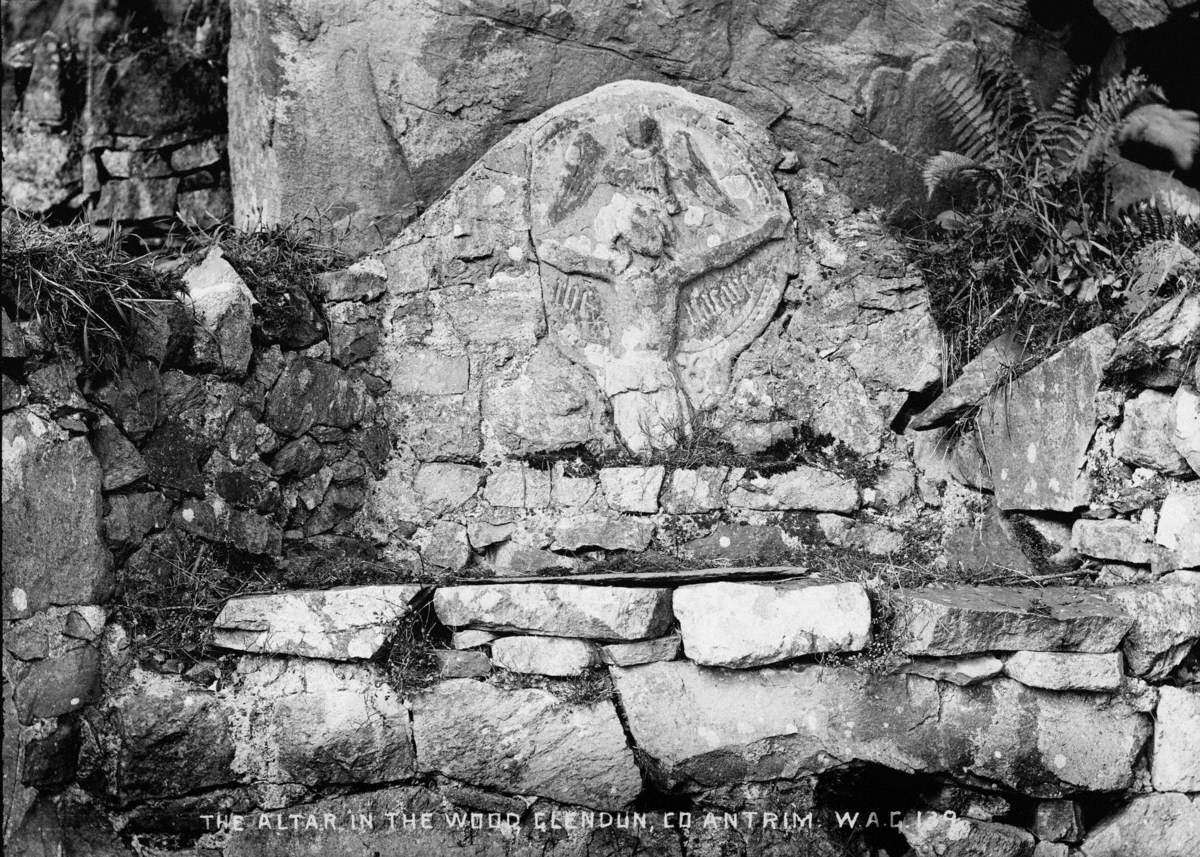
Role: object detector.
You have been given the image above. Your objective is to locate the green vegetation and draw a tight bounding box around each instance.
[1,214,180,374]
[910,57,1199,375]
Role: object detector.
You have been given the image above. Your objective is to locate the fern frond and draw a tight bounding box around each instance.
[975,53,1039,144]
[1039,65,1092,131]
[923,151,983,198]
[936,68,1004,163]
[1053,70,1164,176]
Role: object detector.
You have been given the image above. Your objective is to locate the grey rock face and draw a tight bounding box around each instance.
[411,679,642,809]
[3,410,112,620]
[490,636,599,677]
[1156,492,1200,568]
[727,466,859,513]
[434,583,672,640]
[213,585,424,659]
[599,635,681,667]
[1081,793,1200,857]
[612,662,1149,795]
[229,0,1063,253]
[229,657,415,790]
[673,581,871,668]
[1151,686,1200,793]
[1071,519,1155,564]
[1103,583,1200,680]
[181,247,255,378]
[891,586,1131,657]
[1114,390,1192,476]
[978,326,1115,511]
[900,812,1035,857]
[1003,651,1123,692]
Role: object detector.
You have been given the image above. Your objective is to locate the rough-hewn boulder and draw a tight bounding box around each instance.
[1151,686,1200,793]
[3,410,112,620]
[1081,793,1200,857]
[1003,652,1123,692]
[1103,583,1200,680]
[490,636,599,677]
[612,662,1149,795]
[411,679,642,809]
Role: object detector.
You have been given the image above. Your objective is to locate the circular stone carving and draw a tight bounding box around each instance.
[526,82,794,452]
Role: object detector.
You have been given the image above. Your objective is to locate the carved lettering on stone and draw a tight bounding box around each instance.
[527,84,794,452]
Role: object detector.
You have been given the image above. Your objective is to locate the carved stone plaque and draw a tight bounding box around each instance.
[528,83,794,452]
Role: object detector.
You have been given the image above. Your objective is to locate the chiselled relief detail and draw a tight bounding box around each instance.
[528,87,794,452]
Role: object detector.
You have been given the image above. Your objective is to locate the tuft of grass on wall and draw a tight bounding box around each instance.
[1,213,181,374]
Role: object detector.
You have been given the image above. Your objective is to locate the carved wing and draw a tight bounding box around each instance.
[667,131,739,217]
[547,131,604,225]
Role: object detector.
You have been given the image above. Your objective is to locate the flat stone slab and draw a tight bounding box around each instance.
[910,330,1027,430]
[213,585,425,660]
[411,678,642,809]
[600,635,680,667]
[447,565,813,587]
[1151,686,1200,793]
[899,813,1034,857]
[1102,583,1200,680]
[612,661,1149,796]
[433,583,672,640]
[490,635,598,676]
[892,586,1131,657]
[1004,651,1123,691]
[673,581,871,667]
[1071,519,1155,564]
[978,325,1115,511]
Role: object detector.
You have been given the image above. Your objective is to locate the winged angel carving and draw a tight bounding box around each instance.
[529,92,795,452]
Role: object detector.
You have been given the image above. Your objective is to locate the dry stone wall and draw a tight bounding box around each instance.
[3,69,1200,857]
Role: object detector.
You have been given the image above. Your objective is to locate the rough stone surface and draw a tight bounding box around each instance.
[434,649,491,678]
[1081,793,1200,857]
[1034,800,1084,843]
[434,584,672,640]
[599,635,681,667]
[213,585,424,659]
[892,587,1132,657]
[228,0,1068,254]
[660,467,730,513]
[411,679,642,809]
[180,247,255,377]
[229,657,414,791]
[264,354,372,438]
[1114,390,1192,476]
[1071,519,1155,564]
[1104,583,1200,680]
[727,467,858,513]
[450,629,496,649]
[911,331,1027,430]
[1156,492,1200,568]
[673,581,871,668]
[1150,686,1200,793]
[613,662,1149,795]
[1172,385,1200,476]
[490,635,599,677]
[3,410,112,620]
[979,326,1115,511]
[1004,651,1123,692]
[599,467,666,513]
[1094,0,1184,33]
[82,669,235,805]
[899,812,1035,857]
[551,513,655,552]
[902,656,1004,686]
[1109,287,1199,387]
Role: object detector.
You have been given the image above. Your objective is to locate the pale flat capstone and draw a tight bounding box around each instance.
[213,585,424,660]
[673,580,871,668]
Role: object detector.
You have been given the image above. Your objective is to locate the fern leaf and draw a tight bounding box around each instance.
[923,151,982,198]
[936,68,1003,163]
[1054,70,1164,176]
[1041,65,1092,128]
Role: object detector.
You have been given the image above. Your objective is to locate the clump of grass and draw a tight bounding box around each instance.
[491,667,615,705]
[384,598,449,697]
[210,224,346,346]
[113,536,274,665]
[1,213,180,374]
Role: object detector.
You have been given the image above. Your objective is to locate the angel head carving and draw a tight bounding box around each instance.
[528,88,793,452]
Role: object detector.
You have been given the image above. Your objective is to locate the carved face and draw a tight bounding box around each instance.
[529,94,793,452]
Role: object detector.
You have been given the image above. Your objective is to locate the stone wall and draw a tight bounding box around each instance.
[3,37,1200,857]
[1,0,230,234]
